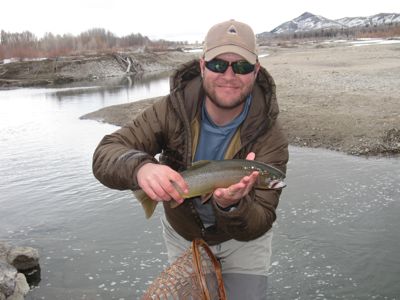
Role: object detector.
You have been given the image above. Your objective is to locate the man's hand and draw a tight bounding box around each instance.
[137,163,189,204]
[213,152,259,209]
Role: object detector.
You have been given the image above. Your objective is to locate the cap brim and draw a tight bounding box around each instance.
[204,45,257,64]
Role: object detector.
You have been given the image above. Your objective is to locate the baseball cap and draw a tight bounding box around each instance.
[203,19,258,64]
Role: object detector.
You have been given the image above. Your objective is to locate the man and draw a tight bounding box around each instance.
[93,19,288,299]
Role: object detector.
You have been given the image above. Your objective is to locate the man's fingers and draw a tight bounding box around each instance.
[165,172,188,203]
[216,171,259,199]
[147,179,172,201]
[168,172,189,195]
[245,152,255,161]
[137,163,188,203]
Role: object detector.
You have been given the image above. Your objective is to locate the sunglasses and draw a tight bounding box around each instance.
[205,59,255,75]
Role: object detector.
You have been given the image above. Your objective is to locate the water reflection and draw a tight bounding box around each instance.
[0,80,399,299]
[49,71,171,102]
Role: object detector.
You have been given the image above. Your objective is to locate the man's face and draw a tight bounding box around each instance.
[200,53,259,110]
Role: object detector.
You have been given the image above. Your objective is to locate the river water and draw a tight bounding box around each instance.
[0,75,399,300]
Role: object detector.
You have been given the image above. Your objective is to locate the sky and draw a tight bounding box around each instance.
[1,0,399,43]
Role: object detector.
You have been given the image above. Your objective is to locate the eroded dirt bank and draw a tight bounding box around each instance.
[0,50,198,88]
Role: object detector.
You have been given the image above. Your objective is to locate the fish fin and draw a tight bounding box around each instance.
[188,160,212,170]
[132,190,158,219]
[168,181,186,209]
[169,201,180,209]
[170,192,212,209]
[201,193,213,204]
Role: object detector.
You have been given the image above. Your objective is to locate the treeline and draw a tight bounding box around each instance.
[259,23,400,42]
[0,28,188,60]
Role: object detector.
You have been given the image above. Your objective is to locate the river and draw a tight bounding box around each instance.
[0,75,399,300]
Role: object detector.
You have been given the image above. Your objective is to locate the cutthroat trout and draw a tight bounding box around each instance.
[133,159,286,219]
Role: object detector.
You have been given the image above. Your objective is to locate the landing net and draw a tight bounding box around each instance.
[142,239,226,300]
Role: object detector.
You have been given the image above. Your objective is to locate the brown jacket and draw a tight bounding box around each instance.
[92,59,289,245]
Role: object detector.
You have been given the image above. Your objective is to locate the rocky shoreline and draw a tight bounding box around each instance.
[0,242,40,300]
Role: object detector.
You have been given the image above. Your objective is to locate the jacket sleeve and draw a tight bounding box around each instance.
[92,98,169,191]
[213,119,289,241]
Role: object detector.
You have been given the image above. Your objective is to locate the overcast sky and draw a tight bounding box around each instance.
[1,0,399,42]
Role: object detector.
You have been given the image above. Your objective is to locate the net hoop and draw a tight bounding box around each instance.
[141,239,227,299]
[192,239,226,300]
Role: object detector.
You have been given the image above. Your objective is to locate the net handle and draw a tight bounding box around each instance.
[192,239,227,300]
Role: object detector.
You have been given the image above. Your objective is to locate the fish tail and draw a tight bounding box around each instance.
[132,190,158,219]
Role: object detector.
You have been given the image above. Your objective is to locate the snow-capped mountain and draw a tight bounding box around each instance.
[337,13,400,28]
[265,12,400,35]
[270,12,344,34]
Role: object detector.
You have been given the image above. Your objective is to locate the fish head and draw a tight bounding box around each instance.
[257,169,286,190]
[257,174,286,189]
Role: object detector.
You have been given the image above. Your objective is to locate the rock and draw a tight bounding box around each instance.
[7,247,39,271]
[21,266,41,288]
[0,242,40,299]
[0,244,11,262]
[0,261,17,297]
[6,273,29,300]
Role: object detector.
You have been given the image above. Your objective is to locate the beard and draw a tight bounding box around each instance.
[202,78,253,110]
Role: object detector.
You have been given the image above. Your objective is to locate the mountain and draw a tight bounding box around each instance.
[262,12,400,36]
[270,12,344,34]
[336,13,400,28]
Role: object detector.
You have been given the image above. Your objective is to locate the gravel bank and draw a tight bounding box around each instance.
[83,42,400,156]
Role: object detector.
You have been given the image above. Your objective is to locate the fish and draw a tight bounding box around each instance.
[133,159,286,219]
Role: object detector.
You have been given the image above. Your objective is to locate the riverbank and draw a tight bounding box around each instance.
[265,41,400,156]
[0,49,199,88]
[82,42,400,156]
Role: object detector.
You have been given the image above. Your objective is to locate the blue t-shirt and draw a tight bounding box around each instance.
[193,96,252,226]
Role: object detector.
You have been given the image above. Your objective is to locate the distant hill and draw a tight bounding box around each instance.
[336,13,400,28]
[257,12,400,38]
[270,12,343,35]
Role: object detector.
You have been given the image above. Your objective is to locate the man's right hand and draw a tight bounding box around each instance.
[136,163,188,205]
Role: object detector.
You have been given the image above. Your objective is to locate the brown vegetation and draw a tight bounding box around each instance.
[3,23,399,61]
[0,28,189,60]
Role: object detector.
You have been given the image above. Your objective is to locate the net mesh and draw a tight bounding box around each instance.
[142,239,226,300]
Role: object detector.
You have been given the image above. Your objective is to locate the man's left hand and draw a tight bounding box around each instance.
[213,152,259,209]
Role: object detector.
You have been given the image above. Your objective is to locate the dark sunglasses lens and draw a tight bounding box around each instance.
[232,61,255,74]
[206,59,229,73]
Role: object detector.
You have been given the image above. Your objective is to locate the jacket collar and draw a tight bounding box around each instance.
[170,59,280,145]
